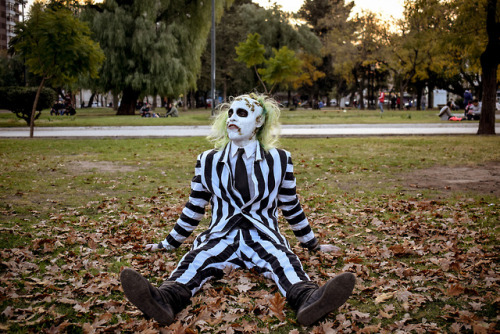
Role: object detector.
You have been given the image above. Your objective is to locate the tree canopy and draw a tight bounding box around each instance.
[84,0,234,115]
[9,2,104,137]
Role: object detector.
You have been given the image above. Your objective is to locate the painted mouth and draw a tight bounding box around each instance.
[227,124,240,131]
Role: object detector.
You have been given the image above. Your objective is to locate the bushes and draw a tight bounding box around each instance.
[0,86,56,125]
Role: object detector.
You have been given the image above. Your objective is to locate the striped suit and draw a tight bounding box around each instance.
[159,143,318,296]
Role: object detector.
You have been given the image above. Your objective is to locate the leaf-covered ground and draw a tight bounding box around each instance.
[0,137,498,333]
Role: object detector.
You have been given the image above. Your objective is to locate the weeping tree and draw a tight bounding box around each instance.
[84,0,233,115]
[9,2,104,137]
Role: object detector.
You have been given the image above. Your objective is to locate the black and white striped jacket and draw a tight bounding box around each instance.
[159,144,318,251]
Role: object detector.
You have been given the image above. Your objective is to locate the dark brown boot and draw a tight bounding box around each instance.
[120,268,191,325]
[288,272,355,326]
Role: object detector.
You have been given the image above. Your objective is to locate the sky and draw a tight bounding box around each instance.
[25,0,405,21]
[252,0,405,20]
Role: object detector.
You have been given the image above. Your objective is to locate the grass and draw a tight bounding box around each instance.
[0,106,466,127]
[0,136,499,333]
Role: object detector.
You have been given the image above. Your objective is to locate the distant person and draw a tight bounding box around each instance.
[405,100,412,110]
[378,90,385,112]
[140,103,152,117]
[390,95,397,110]
[165,103,179,117]
[396,96,401,110]
[438,101,462,121]
[463,89,472,109]
[465,99,481,120]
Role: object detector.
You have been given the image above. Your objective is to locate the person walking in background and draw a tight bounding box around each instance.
[378,90,385,113]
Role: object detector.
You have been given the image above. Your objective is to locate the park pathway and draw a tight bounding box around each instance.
[0,123,498,138]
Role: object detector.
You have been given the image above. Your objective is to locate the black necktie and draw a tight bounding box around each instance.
[235,148,251,203]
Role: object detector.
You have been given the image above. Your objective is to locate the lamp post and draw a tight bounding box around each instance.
[210,0,216,116]
[21,0,27,86]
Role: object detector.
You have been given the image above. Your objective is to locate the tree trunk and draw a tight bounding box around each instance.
[428,88,434,110]
[399,85,404,110]
[152,95,158,111]
[117,87,140,115]
[30,77,46,138]
[183,92,187,111]
[87,92,96,108]
[112,94,119,111]
[358,88,364,109]
[477,0,498,135]
[254,65,268,94]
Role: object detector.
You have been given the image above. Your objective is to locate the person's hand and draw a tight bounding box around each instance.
[145,243,160,252]
[318,244,341,253]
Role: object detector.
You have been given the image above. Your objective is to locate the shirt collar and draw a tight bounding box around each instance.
[230,140,258,159]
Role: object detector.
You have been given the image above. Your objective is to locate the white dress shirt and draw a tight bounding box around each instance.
[229,140,258,199]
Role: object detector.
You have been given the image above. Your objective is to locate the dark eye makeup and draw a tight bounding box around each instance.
[228,108,248,118]
[236,108,248,117]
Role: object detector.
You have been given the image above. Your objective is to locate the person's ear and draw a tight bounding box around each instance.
[256,115,265,128]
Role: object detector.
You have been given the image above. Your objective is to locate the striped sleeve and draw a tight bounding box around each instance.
[277,151,318,249]
[159,154,211,250]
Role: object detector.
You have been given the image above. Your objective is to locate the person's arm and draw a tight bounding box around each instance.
[147,154,212,251]
[278,151,320,251]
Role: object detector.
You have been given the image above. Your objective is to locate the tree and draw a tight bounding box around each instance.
[0,87,56,125]
[259,46,302,94]
[298,0,349,104]
[198,1,322,101]
[0,53,25,87]
[235,33,267,92]
[197,0,255,103]
[84,0,233,115]
[438,0,498,134]
[10,2,104,137]
[477,0,499,135]
[236,33,306,95]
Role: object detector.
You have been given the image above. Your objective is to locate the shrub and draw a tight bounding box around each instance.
[0,86,56,125]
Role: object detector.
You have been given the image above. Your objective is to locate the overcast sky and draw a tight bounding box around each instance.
[253,0,405,20]
[25,0,405,21]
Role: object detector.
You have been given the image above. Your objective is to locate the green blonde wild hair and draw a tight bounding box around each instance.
[208,93,281,151]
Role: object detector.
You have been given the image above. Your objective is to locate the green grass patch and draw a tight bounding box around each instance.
[0,106,469,127]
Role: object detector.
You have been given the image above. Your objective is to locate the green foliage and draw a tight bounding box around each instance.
[83,0,233,114]
[10,2,104,86]
[0,54,25,87]
[235,33,266,68]
[199,1,322,97]
[236,33,308,94]
[259,46,302,93]
[0,86,56,125]
[8,2,104,135]
[299,0,362,102]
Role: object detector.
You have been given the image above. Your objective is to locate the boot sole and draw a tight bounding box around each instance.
[297,272,355,326]
[120,268,174,325]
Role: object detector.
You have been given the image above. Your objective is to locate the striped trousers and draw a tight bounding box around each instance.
[167,226,310,296]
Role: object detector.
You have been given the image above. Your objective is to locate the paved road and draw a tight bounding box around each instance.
[0,123,498,138]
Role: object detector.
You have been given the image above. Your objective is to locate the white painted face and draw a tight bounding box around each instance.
[226,98,264,147]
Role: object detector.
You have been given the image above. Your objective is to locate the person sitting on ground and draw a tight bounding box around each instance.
[439,101,463,121]
[140,103,152,117]
[439,101,453,120]
[120,93,356,327]
[465,99,481,120]
[165,102,179,117]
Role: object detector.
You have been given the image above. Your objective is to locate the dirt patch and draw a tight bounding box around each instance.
[67,160,139,173]
[402,161,500,196]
